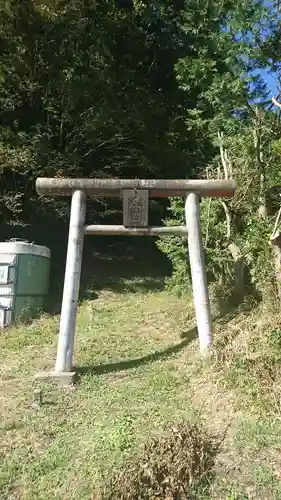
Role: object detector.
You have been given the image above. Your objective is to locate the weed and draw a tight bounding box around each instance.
[105,421,217,500]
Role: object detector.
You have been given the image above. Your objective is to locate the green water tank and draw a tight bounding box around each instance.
[0,239,50,327]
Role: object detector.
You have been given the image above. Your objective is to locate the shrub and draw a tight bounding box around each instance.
[156,197,237,305]
[105,421,217,500]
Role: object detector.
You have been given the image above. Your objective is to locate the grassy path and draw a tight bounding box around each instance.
[1,285,281,499]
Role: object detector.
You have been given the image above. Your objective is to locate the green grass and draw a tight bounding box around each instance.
[1,282,281,499]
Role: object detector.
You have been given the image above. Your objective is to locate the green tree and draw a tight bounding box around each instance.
[157,0,280,306]
[0,0,211,242]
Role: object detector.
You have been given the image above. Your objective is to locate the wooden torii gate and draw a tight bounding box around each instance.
[35,178,235,384]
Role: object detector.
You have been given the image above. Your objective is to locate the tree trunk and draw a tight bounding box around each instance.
[228,242,245,302]
[270,232,281,302]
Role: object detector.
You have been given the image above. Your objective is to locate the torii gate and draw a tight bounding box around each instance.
[35,178,235,384]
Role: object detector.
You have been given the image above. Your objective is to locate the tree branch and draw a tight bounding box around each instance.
[220,200,231,239]
[272,96,281,109]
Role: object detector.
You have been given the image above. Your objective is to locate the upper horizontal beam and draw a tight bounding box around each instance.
[36,178,236,198]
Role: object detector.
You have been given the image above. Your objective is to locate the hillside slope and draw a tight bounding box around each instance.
[1,282,281,499]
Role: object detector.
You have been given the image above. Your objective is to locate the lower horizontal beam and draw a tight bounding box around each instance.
[84,225,188,236]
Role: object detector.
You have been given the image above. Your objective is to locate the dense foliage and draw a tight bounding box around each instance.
[0,0,212,241]
[155,1,281,306]
[158,110,281,306]
[1,1,280,303]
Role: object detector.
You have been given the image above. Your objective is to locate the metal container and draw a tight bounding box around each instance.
[0,239,50,327]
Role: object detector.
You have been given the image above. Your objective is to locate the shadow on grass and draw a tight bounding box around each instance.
[213,294,261,326]
[79,239,171,298]
[46,270,167,315]
[46,238,171,314]
[75,308,253,379]
[80,275,165,300]
[76,326,197,377]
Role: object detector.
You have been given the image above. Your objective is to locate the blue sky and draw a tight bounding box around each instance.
[248,67,279,104]
[262,0,279,97]
[262,68,278,96]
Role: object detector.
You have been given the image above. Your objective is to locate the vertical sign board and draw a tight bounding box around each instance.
[123,189,149,227]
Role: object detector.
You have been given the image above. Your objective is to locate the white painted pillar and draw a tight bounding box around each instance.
[185,193,212,355]
[55,190,86,373]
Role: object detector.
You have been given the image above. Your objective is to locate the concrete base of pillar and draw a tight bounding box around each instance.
[34,371,77,387]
